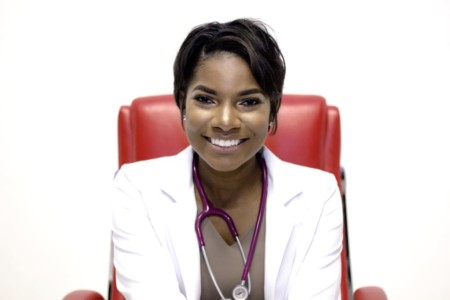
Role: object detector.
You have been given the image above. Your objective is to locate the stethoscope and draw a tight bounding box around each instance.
[193,152,268,300]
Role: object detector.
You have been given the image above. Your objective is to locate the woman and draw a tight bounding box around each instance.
[112,18,343,300]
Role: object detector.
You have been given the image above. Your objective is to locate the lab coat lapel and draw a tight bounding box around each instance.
[263,148,314,299]
[160,148,201,300]
[263,149,298,297]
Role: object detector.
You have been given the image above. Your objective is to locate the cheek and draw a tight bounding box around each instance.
[243,112,271,133]
[184,109,208,135]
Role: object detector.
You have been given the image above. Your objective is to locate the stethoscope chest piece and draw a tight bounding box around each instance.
[232,284,249,300]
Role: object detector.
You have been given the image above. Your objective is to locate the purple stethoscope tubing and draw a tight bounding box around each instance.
[193,151,268,287]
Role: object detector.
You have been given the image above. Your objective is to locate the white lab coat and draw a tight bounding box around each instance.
[112,146,343,300]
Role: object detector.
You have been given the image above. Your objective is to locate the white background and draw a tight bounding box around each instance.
[1,0,449,299]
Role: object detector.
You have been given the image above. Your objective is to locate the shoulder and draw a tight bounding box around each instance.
[115,147,193,190]
[262,147,339,218]
[263,147,337,190]
[263,148,342,234]
[111,147,195,222]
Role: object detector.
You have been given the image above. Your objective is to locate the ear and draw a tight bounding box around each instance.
[179,91,186,112]
[178,91,187,130]
[268,118,276,135]
[180,113,186,131]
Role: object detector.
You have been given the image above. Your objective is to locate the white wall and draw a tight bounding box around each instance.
[1,0,449,299]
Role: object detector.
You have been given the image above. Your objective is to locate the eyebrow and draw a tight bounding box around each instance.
[192,85,217,95]
[192,85,264,97]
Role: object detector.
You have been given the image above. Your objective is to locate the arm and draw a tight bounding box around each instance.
[112,167,187,300]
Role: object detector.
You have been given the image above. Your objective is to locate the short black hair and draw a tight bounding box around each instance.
[173,18,286,133]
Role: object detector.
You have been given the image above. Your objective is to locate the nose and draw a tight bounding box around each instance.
[211,103,241,132]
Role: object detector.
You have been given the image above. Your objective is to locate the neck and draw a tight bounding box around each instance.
[196,154,262,209]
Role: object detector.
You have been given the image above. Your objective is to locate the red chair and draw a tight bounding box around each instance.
[64,94,387,300]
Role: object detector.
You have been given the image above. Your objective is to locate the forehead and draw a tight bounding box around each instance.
[189,52,261,93]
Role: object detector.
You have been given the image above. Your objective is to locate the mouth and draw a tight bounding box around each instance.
[206,137,247,148]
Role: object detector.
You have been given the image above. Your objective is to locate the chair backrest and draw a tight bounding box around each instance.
[114,94,351,300]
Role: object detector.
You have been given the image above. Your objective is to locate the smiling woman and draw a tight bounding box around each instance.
[184,52,271,174]
[111,18,343,300]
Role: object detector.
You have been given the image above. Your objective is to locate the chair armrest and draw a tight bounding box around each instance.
[63,290,105,300]
[354,286,388,300]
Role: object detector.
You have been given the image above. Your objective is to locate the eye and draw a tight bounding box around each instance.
[240,97,263,106]
[193,95,215,105]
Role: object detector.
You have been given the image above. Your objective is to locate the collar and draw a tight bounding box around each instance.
[159,146,304,206]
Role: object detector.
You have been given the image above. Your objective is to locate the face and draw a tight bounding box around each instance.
[184,52,271,173]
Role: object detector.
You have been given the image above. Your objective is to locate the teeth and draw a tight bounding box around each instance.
[210,138,240,147]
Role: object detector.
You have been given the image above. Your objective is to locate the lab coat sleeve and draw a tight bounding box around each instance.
[111,166,187,300]
[289,174,343,300]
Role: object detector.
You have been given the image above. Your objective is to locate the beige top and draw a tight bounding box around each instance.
[199,216,265,300]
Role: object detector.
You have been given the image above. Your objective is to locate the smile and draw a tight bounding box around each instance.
[208,137,246,148]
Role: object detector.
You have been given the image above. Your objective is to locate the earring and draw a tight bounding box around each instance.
[183,115,186,121]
